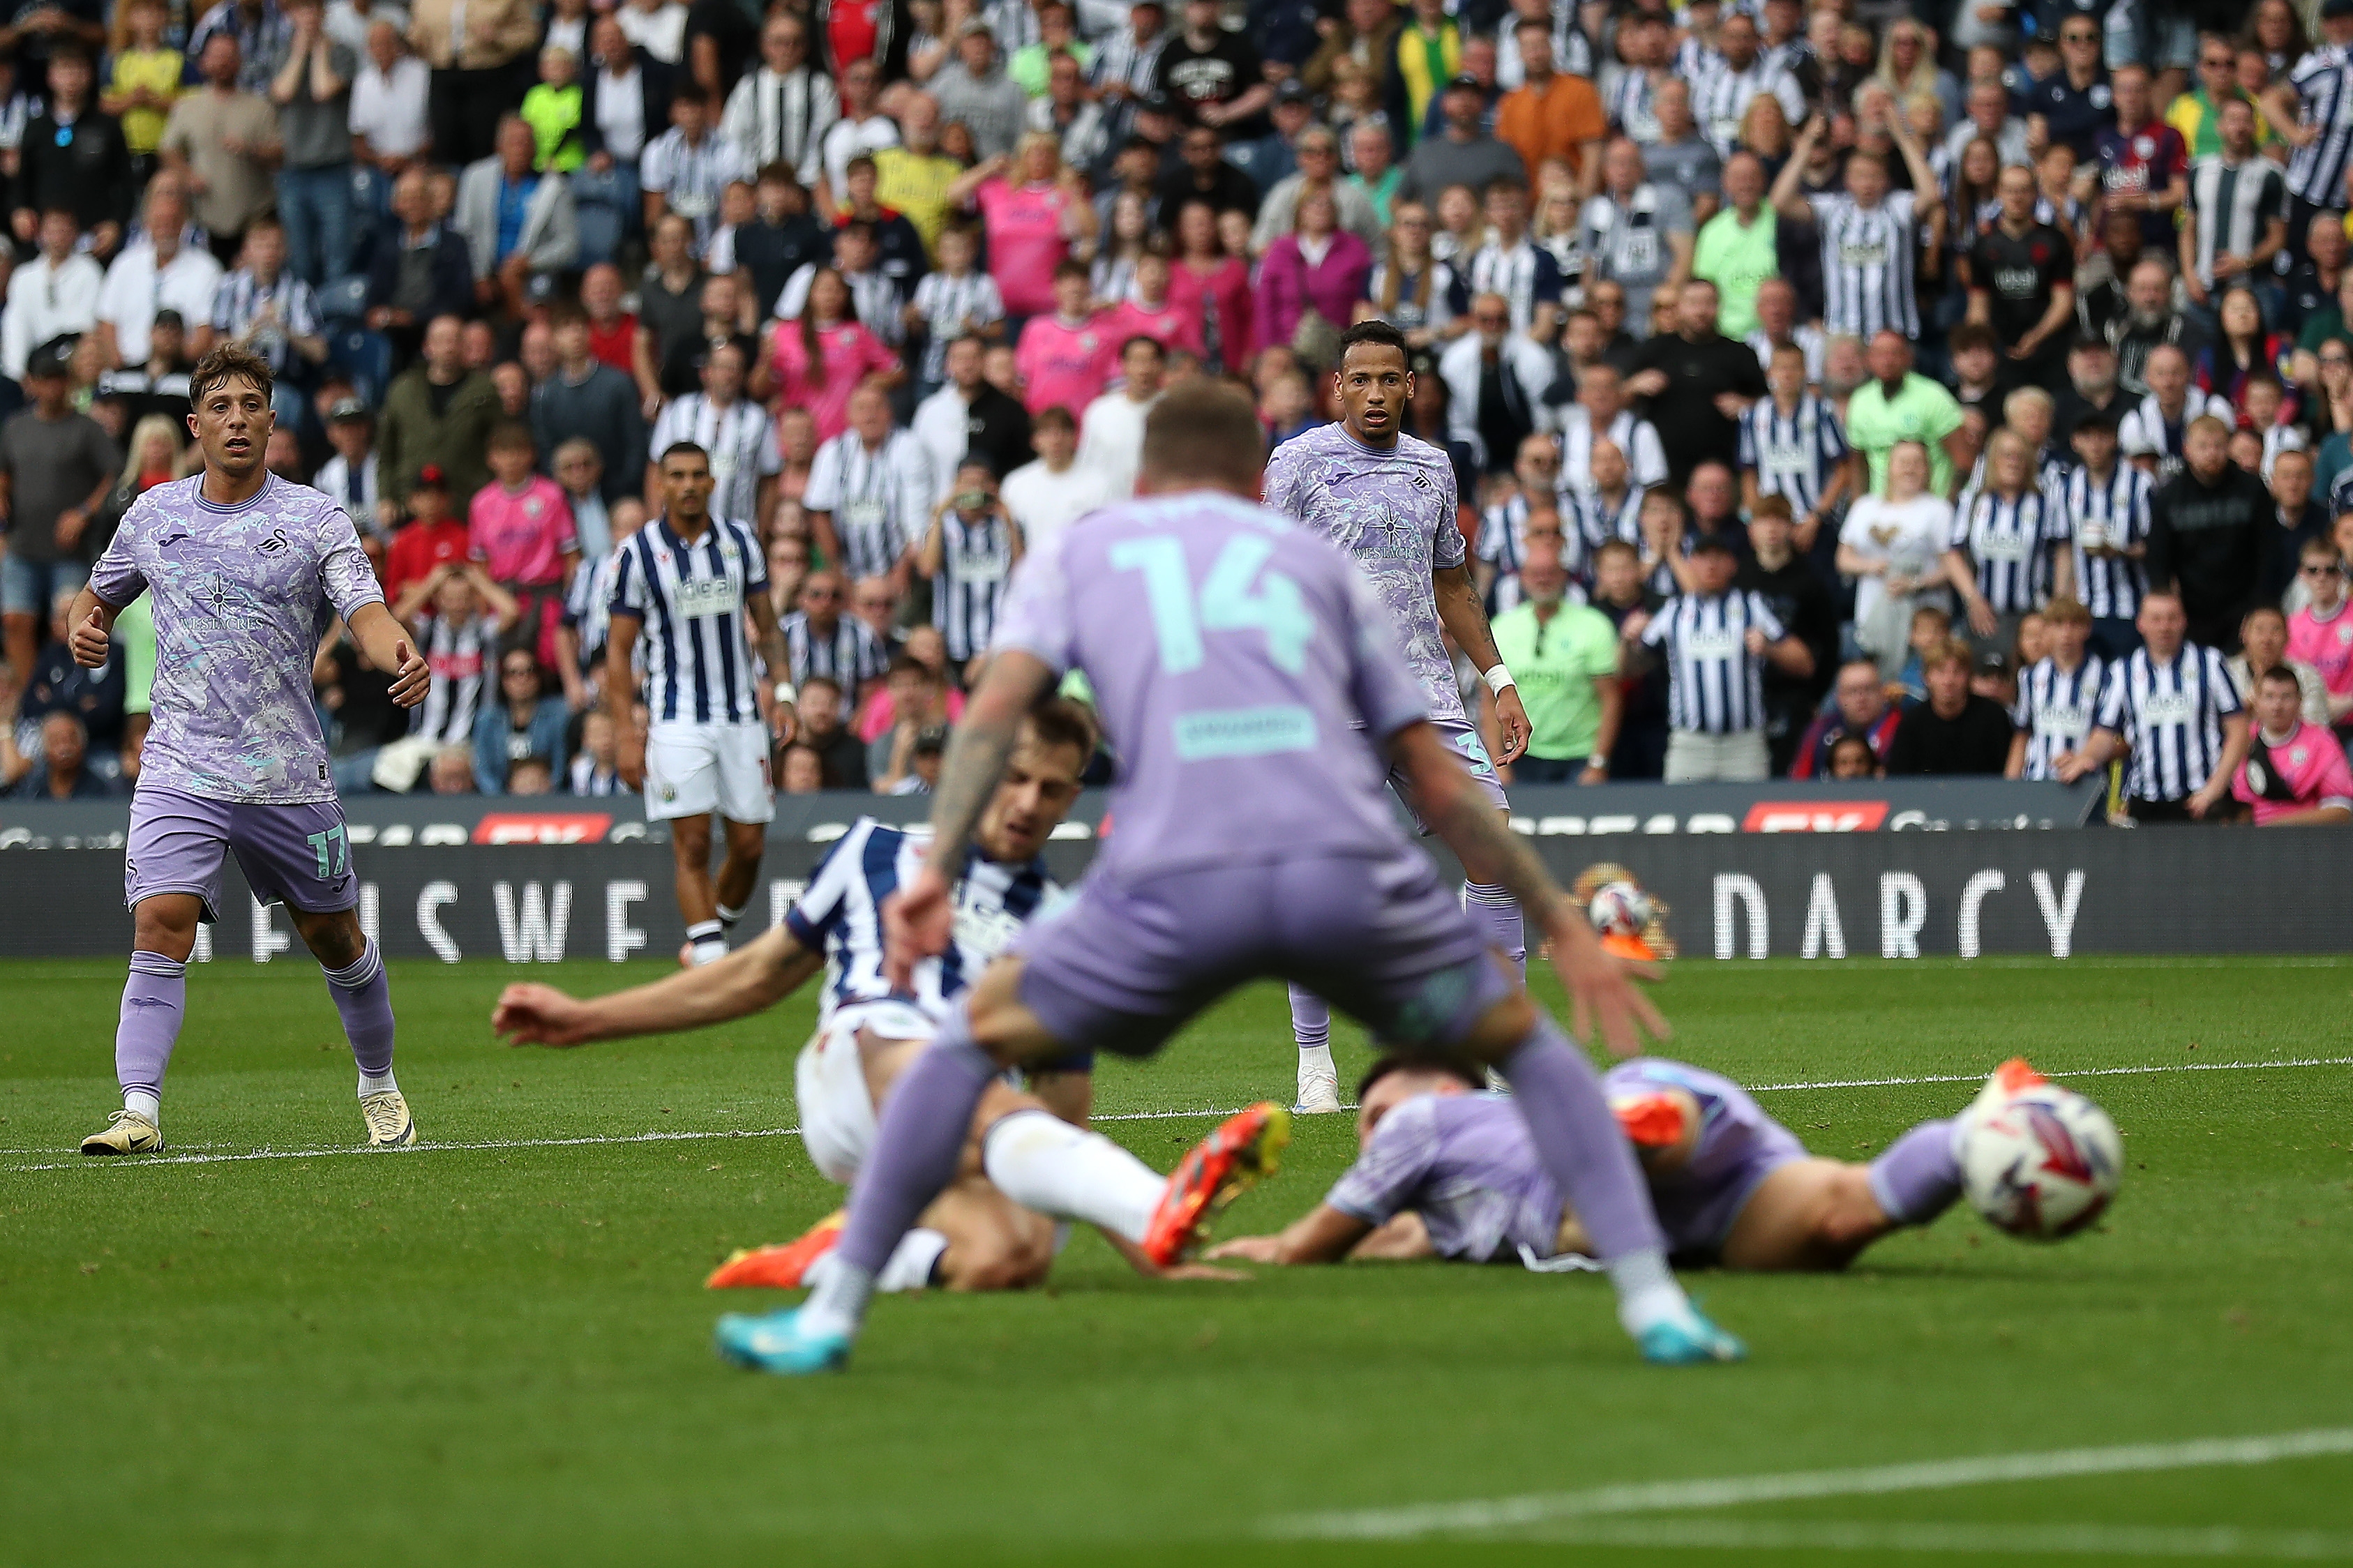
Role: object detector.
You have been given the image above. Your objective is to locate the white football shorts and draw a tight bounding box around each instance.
[642,719,774,824]
[794,999,935,1184]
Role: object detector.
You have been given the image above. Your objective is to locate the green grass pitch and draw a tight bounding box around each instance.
[3,953,2351,1566]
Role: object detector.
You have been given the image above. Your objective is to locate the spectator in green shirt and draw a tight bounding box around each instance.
[520,45,587,173]
[1692,151,1778,340]
[1844,329,1970,499]
[1491,529,1622,785]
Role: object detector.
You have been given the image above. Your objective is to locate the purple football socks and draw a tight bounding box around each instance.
[1868,1118,1964,1225]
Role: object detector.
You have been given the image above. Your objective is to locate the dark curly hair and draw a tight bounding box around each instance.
[188,342,275,409]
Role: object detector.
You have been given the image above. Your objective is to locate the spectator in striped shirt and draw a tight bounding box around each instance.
[2057,409,2151,659]
[780,567,891,698]
[1738,340,1850,555]
[1944,427,2066,655]
[1768,103,1940,343]
[2007,594,2107,781]
[2059,588,2249,822]
[915,455,1023,667]
[1628,532,1812,781]
[2259,0,2353,271]
[804,382,935,590]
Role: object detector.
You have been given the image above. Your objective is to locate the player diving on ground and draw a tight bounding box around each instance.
[1208,1057,2055,1272]
[711,382,1744,1377]
[490,698,1284,1294]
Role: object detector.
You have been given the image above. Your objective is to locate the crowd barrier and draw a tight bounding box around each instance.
[4,781,2344,960]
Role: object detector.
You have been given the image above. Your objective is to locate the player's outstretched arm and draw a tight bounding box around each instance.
[885,649,1058,988]
[347,601,430,708]
[1392,720,1669,1057]
[1205,1203,1373,1265]
[493,926,825,1046]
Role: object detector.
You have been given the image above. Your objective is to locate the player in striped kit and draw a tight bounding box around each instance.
[2008,596,2109,782]
[1634,534,1813,781]
[1769,106,1941,341]
[2056,410,2152,660]
[608,444,796,967]
[917,458,1024,668]
[493,702,1273,1295]
[2261,0,2353,269]
[1944,429,2067,654]
[646,342,781,529]
[1738,342,1850,553]
[2058,590,2249,822]
[1263,320,1533,1116]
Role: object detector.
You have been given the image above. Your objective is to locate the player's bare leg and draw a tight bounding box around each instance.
[670,813,724,965]
[711,816,766,953]
[83,892,204,1154]
[287,905,410,1147]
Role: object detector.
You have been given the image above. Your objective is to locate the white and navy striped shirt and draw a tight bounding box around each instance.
[649,395,781,529]
[209,269,323,375]
[2184,153,2286,290]
[1948,483,2063,615]
[1640,589,1785,734]
[1603,64,1660,142]
[1555,407,1669,495]
[2283,43,2353,206]
[909,270,1006,384]
[608,514,769,726]
[1807,190,1920,339]
[2057,462,2152,621]
[2118,390,2233,485]
[642,128,752,248]
[1466,237,1565,337]
[1745,323,1826,386]
[780,609,891,690]
[1737,394,1847,515]
[564,548,627,681]
[804,428,938,582]
[931,509,1018,661]
[410,610,498,746]
[1690,56,1805,156]
[784,817,1058,1026]
[2096,642,2243,802]
[2011,653,2110,781]
[1563,485,1645,562]
[719,65,838,183]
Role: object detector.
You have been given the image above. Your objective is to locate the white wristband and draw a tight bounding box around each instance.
[772,681,797,706]
[1482,664,1515,696]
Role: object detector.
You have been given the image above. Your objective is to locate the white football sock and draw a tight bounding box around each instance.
[873,1227,947,1292]
[1606,1246,1692,1336]
[982,1109,1164,1244]
[1298,1042,1335,1078]
[358,1068,399,1097]
[123,1089,160,1125]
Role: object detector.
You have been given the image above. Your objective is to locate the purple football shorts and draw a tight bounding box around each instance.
[124,787,360,923]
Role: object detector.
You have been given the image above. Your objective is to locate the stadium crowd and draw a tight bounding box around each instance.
[1,0,2351,823]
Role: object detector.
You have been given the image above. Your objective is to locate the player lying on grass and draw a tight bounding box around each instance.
[490,699,1282,1293]
[1208,1056,2047,1272]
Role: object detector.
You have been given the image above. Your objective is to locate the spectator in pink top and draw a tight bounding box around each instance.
[952,129,1101,322]
[1014,261,1115,416]
[470,421,580,669]
[2285,540,2353,733]
[1254,188,1373,355]
[768,266,905,441]
[1167,197,1252,375]
[1100,250,1207,360]
[2232,665,2353,825]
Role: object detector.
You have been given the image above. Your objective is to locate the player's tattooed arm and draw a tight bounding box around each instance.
[493,926,826,1046]
[1433,561,1530,761]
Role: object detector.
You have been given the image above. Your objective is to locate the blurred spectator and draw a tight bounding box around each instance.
[2230,603,2331,731]
[1436,291,1549,474]
[731,164,830,323]
[549,438,611,557]
[958,129,1097,324]
[641,86,747,250]
[1255,187,1371,356]
[534,301,647,507]
[2147,413,2269,652]
[345,559,517,792]
[1556,361,1666,492]
[428,743,476,792]
[408,0,538,167]
[1739,495,1836,773]
[472,644,571,792]
[201,217,329,427]
[456,114,580,317]
[915,455,1020,665]
[719,13,834,184]
[1579,138,1692,340]
[804,381,932,589]
[1885,637,2013,774]
[780,741,826,792]
[657,270,759,395]
[313,398,382,530]
[361,165,475,363]
[1627,278,1766,481]
[468,421,577,667]
[96,183,225,375]
[349,20,432,180]
[931,22,1026,160]
[569,707,624,793]
[1633,533,1811,781]
[1845,330,1967,499]
[379,315,502,506]
[1489,533,1618,784]
[1076,335,1162,497]
[269,0,358,286]
[2059,590,2248,823]
[1399,73,1521,204]
[1249,122,1381,260]
[648,339,776,521]
[16,47,135,258]
[3,210,104,382]
[105,0,185,181]
[767,264,902,439]
[905,224,1005,393]
[911,332,1033,499]
[161,35,277,260]
[1000,403,1110,555]
[2232,665,2353,825]
[0,341,120,684]
[781,567,889,695]
[3,709,116,797]
[520,43,585,174]
[2285,541,2353,733]
[795,672,868,787]
[578,13,671,242]
[1789,658,1902,779]
[17,585,127,755]
[1496,20,1603,195]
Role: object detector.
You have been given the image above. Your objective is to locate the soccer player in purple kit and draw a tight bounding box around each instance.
[66,345,430,1155]
[712,382,1747,1373]
[1261,319,1535,1115]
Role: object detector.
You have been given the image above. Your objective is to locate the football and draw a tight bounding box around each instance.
[1587,880,1654,939]
[1961,1085,2123,1240]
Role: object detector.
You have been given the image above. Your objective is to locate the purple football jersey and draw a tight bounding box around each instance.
[90,475,384,804]
[1262,423,1466,723]
[991,489,1431,880]
[1328,1092,1565,1262]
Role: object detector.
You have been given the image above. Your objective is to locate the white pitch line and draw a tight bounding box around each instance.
[1266,1427,2353,1541]
[3,1054,2345,1174]
[1517,1518,2353,1560]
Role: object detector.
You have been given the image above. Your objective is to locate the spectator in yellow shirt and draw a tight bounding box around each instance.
[101,0,184,175]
